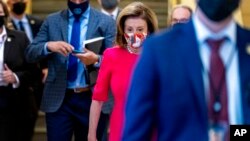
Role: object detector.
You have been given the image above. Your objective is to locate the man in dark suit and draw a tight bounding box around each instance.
[0,1,38,141]
[7,0,45,101]
[6,0,43,42]
[25,0,116,141]
[123,0,250,140]
[98,0,121,20]
[6,0,46,139]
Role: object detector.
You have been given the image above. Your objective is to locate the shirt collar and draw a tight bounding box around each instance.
[193,13,236,45]
[11,15,29,24]
[0,26,7,43]
[101,7,119,19]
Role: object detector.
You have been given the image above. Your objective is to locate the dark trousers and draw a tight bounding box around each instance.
[0,86,36,141]
[0,114,35,141]
[101,113,110,141]
[46,90,107,141]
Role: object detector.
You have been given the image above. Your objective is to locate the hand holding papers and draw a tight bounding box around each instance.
[84,37,104,54]
[83,37,104,86]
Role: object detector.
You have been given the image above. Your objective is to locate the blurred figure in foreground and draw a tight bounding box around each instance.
[169,4,192,26]
[88,2,158,141]
[123,0,250,141]
[0,1,37,141]
[6,1,46,139]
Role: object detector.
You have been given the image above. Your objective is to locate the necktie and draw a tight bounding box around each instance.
[67,17,81,82]
[19,21,25,32]
[207,38,228,124]
[207,38,229,141]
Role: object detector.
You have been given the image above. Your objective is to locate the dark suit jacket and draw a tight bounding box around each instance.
[25,8,116,113]
[0,28,37,116]
[11,14,46,68]
[11,14,45,108]
[11,14,43,40]
[122,21,250,141]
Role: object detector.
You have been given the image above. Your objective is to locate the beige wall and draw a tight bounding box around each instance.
[26,0,32,14]
[241,0,250,28]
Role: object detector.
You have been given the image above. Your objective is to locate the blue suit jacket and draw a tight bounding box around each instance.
[25,8,116,112]
[122,21,250,141]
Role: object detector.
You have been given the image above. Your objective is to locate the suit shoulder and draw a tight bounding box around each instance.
[237,25,250,43]
[45,10,64,20]
[26,15,43,28]
[27,14,43,21]
[6,29,29,45]
[90,7,105,16]
[7,28,26,37]
[90,7,113,20]
[146,28,177,45]
[240,26,250,35]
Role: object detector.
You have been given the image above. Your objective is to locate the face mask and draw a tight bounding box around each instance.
[0,16,5,27]
[101,0,118,10]
[124,33,147,49]
[171,22,185,29]
[12,2,26,15]
[198,0,240,22]
[68,0,89,19]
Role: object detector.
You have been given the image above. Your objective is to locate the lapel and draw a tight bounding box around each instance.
[4,29,14,63]
[26,15,36,37]
[10,20,17,30]
[86,8,98,40]
[180,21,207,121]
[236,25,250,124]
[60,10,68,42]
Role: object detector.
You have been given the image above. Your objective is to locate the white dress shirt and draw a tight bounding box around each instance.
[193,14,243,124]
[0,26,20,88]
[0,26,7,86]
[12,15,33,42]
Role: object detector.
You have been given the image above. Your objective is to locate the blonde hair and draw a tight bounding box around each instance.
[116,2,158,48]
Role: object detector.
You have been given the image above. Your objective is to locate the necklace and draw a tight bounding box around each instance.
[126,45,140,54]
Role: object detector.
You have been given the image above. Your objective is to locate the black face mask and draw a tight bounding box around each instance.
[0,16,5,27]
[198,0,240,22]
[68,0,89,19]
[12,2,26,15]
[101,0,118,10]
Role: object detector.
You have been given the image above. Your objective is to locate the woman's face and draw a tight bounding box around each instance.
[124,17,148,34]
[123,17,148,54]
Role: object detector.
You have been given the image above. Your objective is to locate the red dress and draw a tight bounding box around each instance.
[92,46,139,141]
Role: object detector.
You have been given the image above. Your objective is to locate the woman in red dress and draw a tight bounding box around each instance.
[88,2,158,141]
